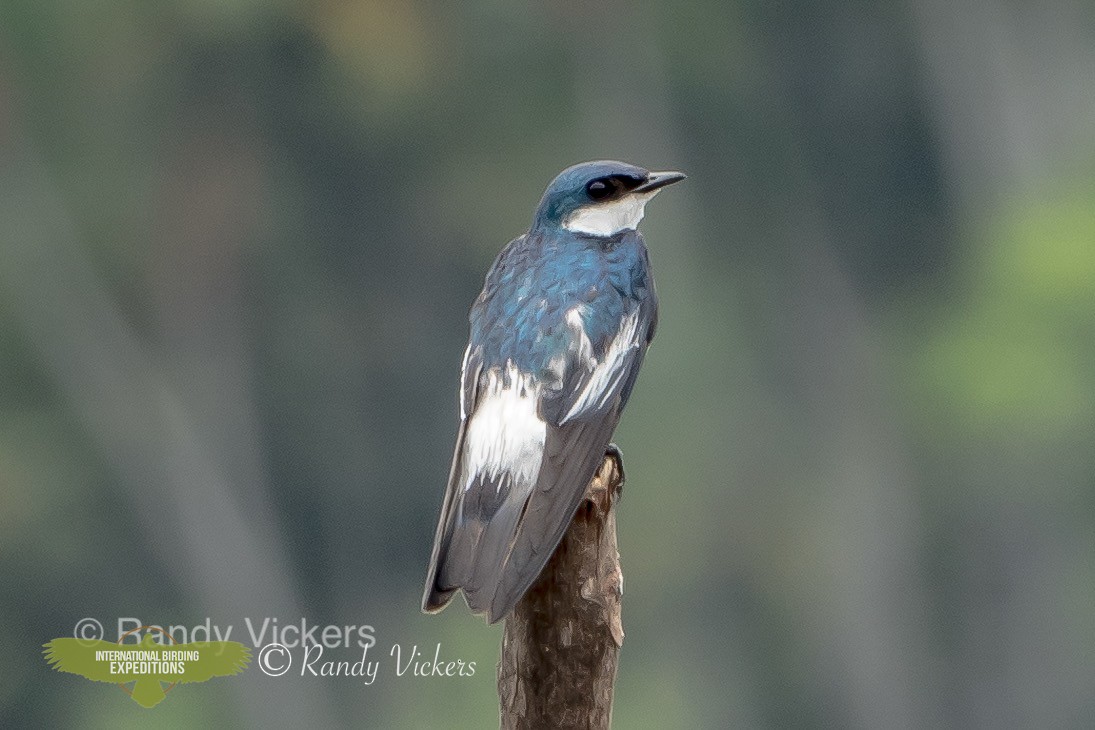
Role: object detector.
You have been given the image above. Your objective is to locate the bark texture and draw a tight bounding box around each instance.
[497,450,625,730]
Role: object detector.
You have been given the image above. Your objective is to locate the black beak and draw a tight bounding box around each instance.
[633,170,686,193]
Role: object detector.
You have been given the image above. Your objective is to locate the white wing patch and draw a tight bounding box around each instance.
[463,362,545,492]
[566,305,595,366]
[561,309,643,424]
[563,191,659,236]
[545,306,596,389]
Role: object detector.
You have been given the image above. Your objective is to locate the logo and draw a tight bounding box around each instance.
[44,623,250,708]
[44,615,480,705]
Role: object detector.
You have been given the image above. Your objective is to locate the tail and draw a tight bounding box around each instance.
[422,498,489,614]
[422,482,543,623]
[422,464,524,622]
[422,575,456,614]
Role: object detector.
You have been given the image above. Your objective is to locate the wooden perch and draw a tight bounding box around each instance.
[497,449,625,730]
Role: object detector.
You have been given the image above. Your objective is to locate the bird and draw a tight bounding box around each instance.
[422,160,685,623]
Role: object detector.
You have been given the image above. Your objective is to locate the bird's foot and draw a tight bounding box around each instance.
[605,443,625,496]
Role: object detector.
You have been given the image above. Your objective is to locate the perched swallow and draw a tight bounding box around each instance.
[423,160,685,623]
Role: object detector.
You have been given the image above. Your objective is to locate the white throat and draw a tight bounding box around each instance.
[563,191,657,236]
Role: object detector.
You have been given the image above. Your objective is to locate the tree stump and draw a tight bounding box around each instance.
[497,449,625,730]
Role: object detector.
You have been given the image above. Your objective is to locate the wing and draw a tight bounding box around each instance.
[423,296,655,623]
[43,639,139,683]
[481,409,622,620]
[174,642,251,683]
[486,299,656,620]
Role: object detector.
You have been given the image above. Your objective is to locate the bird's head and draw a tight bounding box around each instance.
[532,160,685,237]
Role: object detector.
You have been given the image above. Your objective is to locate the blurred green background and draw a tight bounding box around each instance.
[2,1,1094,728]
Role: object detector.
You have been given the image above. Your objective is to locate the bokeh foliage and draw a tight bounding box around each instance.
[2,1,1093,728]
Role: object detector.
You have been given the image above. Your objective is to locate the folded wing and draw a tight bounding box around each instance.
[423,298,654,623]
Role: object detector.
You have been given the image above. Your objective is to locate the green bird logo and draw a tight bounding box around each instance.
[44,632,251,708]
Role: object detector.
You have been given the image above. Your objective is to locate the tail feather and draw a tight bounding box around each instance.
[424,492,531,622]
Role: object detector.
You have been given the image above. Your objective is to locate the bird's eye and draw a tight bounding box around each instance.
[586,179,613,200]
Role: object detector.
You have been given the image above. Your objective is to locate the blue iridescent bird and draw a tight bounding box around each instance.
[423,160,685,623]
